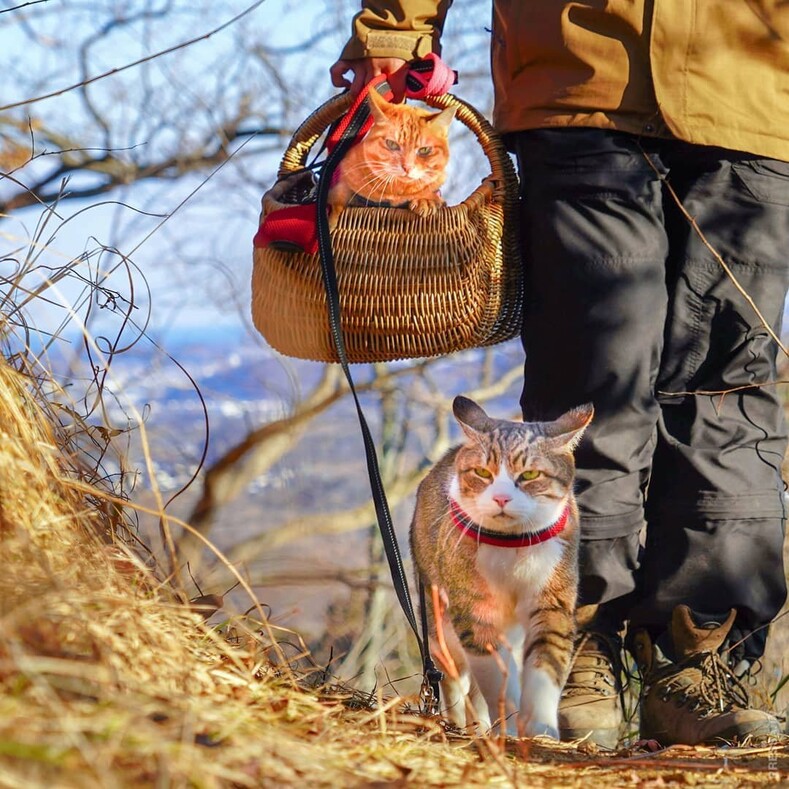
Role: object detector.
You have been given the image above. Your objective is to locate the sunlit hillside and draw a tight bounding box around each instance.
[2,0,789,785]
[1,352,787,789]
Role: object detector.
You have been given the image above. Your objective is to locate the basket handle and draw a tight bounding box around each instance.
[278,90,516,199]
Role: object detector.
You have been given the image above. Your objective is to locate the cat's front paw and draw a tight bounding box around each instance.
[326,203,344,233]
[408,197,444,217]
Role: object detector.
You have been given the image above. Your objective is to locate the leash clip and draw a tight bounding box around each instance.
[419,662,444,716]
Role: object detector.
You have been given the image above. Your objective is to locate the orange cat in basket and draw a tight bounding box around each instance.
[327,88,455,225]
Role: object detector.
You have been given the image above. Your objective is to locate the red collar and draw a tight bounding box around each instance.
[449,499,569,548]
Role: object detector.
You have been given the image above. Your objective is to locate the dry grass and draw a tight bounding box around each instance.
[0,357,787,788]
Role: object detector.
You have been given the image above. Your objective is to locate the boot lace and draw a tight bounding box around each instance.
[563,632,624,698]
[658,650,750,718]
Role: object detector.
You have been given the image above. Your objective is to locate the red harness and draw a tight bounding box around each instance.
[449,498,569,548]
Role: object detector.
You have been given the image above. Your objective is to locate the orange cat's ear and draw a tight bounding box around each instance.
[542,404,594,452]
[367,88,391,124]
[427,106,456,134]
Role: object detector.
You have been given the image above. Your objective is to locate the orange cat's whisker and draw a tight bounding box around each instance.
[355,173,389,201]
[337,162,368,174]
[376,176,396,204]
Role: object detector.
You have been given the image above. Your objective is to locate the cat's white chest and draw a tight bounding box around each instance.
[475,538,566,614]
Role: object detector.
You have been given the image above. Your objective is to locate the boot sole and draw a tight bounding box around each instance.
[560,727,620,749]
[641,717,782,747]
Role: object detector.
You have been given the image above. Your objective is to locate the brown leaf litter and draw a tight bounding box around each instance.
[0,358,786,788]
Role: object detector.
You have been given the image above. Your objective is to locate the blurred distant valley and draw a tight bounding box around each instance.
[63,324,524,652]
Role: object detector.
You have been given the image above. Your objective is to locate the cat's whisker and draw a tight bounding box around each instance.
[437,515,468,560]
[356,170,386,187]
[335,162,369,175]
[356,173,392,201]
[345,170,375,190]
[376,176,397,204]
[434,507,472,561]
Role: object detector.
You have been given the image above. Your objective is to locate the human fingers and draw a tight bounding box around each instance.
[329,58,357,90]
[329,57,408,100]
[382,60,409,103]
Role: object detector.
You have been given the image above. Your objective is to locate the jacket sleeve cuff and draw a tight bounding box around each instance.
[340,29,436,62]
[339,1,447,62]
[342,30,440,61]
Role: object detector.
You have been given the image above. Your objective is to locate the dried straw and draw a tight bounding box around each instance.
[0,358,786,788]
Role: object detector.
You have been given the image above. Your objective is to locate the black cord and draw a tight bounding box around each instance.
[313,81,442,710]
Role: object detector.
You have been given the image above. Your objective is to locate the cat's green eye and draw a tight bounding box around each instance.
[474,467,493,480]
[385,139,401,151]
[519,470,541,482]
[417,146,433,156]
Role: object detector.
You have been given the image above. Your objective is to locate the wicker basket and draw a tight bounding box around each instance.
[251,91,523,363]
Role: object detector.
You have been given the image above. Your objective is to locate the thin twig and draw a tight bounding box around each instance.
[641,150,789,359]
[0,0,50,13]
[0,0,267,113]
[659,380,789,398]
[59,476,291,675]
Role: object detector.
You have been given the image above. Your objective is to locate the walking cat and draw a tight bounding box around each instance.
[410,395,593,737]
[327,87,455,224]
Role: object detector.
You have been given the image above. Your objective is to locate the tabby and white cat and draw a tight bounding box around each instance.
[410,395,593,738]
[327,87,455,222]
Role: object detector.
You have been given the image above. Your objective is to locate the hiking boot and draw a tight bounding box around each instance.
[559,631,624,748]
[632,605,782,746]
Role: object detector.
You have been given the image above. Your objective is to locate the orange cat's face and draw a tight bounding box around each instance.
[338,90,455,205]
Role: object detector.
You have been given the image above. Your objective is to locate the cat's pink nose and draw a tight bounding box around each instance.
[492,494,511,510]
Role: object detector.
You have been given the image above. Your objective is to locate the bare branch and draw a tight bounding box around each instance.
[0,122,288,214]
[0,0,267,113]
[212,470,426,578]
[0,0,51,13]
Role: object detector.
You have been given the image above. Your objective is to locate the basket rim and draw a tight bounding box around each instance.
[263,167,497,219]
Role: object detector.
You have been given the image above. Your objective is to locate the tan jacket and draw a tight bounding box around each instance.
[340,1,789,161]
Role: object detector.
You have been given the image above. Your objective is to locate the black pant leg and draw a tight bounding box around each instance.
[513,129,669,618]
[631,146,789,660]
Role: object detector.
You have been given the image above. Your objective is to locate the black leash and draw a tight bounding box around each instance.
[314,81,443,713]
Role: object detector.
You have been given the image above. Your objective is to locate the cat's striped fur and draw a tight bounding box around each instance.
[410,396,593,737]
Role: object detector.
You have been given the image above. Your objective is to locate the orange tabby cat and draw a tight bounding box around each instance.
[410,396,593,738]
[327,88,455,223]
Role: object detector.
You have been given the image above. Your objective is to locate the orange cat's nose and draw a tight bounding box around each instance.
[493,494,512,509]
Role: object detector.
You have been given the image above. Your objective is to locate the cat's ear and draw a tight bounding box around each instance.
[453,395,492,441]
[427,106,456,134]
[367,88,391,124]
[543,404,594,452]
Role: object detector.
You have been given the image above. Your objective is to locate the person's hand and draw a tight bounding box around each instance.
[329,57,409,102]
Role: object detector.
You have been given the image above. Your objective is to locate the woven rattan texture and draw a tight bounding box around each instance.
[252,92,523,363]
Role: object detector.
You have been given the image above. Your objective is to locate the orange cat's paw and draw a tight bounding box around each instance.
[409,198,444,217]
[326,203,344,233]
